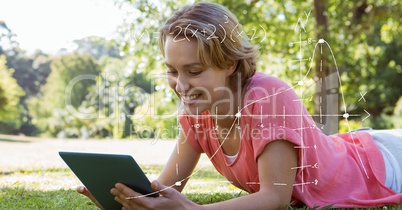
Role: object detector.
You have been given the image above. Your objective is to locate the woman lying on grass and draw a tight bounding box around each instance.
[78,2,402,209]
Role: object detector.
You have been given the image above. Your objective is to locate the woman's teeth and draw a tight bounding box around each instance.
[183,94,199,101]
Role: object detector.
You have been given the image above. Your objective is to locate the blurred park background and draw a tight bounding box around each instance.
[1,0,402,140]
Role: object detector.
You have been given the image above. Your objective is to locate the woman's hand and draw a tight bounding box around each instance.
[76,185,104,210]
[111,180,201,210]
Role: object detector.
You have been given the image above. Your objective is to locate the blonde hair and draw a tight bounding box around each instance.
[158,2,259,85]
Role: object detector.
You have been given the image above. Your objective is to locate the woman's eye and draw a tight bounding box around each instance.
[167,69,177,75]
[189,71,202,76]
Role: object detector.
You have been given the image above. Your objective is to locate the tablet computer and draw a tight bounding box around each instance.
[59,151,159,210]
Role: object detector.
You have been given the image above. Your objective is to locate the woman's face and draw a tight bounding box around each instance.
[164,36,232,116]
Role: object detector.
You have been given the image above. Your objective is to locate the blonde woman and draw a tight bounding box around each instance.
[79,2,402,209]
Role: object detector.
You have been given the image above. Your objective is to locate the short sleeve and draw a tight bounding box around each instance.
[179,113,204,153]
[247,101,303,161]
[242,76,309,162]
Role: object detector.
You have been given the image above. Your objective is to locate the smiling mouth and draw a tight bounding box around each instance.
[181,94,201,102]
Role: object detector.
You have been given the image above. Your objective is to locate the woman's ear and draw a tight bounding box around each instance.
[225,61,238,77]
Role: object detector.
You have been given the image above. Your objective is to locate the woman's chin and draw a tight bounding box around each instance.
[183,105,207,116]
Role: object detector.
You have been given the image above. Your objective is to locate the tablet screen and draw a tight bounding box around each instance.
[59,151,158,210]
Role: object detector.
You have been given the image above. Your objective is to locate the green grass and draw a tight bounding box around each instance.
[0,165,241,209]
[0,187,97,209]
[0,167,97,209]
[1,165,401,209]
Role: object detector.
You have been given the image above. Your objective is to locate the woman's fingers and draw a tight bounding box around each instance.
[111,183,147,209]
[112,183,138,198]
[76,186,104,209]
[111,182,196,210]
[110,183,141,209]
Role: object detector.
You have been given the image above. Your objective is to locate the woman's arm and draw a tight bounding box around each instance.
[110,131,202,210]
[156,130,201,192]
[200,140,298,210]
[79,131,200,209]
[111,139,297,210]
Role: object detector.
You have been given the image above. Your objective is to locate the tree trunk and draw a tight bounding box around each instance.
[314,0,339,134]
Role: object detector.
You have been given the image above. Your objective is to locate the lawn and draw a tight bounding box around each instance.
[0,164,243,209]
[1,165,401,210]
[0,136,401,209]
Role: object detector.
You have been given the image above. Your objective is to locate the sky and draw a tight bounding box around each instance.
[0,0,124,54]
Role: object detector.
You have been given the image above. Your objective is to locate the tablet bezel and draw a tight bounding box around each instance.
[59,151,159,210]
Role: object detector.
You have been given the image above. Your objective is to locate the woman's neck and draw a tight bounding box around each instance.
[211,91,240,129]
[211,73,248,129]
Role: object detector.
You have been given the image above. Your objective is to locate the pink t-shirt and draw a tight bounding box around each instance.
[179,72,402,208]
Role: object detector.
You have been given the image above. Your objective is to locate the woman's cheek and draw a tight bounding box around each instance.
[167,78,176,90]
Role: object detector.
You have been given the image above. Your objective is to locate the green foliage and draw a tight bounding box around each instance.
[132,89,178,139]
[89,56,155,139]
[36,55,156,139]
[345,27,402,125]
[5,52,52,135]
[2,0,402,136]
[0,55,25,133]
[110,0,189,138]
[363,114,395,129]
[114,0,320,133]
[1,21,53,135]
[322,1,402,128]
[0,85,6,107]
[6,51,52,100]
[72,36,122,60]
[213,0,402,130]
[27,52,100,136]
[0,21,20,54]
[338,119,363,134]
[394,97,402,128]
[48,52,100,109]
[46,108,110,139]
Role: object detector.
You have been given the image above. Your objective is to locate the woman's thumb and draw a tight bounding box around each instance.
[76,186,89,195]
[151,180,173,196]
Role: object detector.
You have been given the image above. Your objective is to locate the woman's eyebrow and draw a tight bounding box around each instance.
[183,62,202,69]
[165,62,202,69]
[164,62,174,68]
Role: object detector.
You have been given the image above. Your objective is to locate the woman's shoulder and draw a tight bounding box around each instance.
[245,72,296,99]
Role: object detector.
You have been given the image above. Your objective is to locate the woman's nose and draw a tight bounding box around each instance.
[175,75,190,93]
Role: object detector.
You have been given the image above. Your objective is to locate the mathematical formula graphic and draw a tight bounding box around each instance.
[60,11,370,197]
[127,14,267,45]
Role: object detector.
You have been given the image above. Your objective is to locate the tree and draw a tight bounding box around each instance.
[9,51,52,99]
[323,0,402,129]
[5,51,52,134]
[393,97,402,128]
[89,56,155,139]
[313,0,339,134]
[27,52,100,135]
[1,20,54,135]
[0,21,20,55]
[210,0,402,130]
[0,55,25,133]
[65,36,122,60]
[86,56,154,139]
[112,0,402,137]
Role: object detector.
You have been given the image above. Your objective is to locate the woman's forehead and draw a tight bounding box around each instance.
[164,36,199,66]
